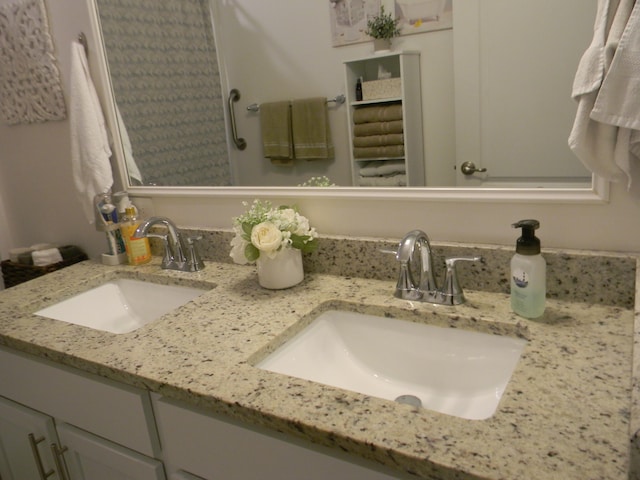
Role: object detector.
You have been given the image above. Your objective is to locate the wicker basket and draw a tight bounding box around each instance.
[1,253,88,288]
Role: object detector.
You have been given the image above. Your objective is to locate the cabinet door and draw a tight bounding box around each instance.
[0,396,62,480]
[56,422,165,480]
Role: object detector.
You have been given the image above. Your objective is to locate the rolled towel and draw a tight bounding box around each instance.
[353,133,404,147]
[353,104,403,124]
[358,174,407,187]
[32,248,63,267]
[353,145,405,159]
[359,160,406,177]
[353,120,403,137]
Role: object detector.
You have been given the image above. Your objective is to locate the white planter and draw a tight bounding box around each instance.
[256,248,304,289]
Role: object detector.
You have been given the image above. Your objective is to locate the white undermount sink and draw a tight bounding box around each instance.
[35,278,208,334]
[257,310,527,420]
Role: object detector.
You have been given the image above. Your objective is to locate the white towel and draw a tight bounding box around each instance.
[569,0,640,190]
[69,41,113,223]
[32,248,63,267]
[115,103,143,185]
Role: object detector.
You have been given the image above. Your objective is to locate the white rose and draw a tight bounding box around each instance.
[251,222,283,256]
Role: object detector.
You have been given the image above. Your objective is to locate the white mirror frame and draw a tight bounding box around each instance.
[89,0,608,208]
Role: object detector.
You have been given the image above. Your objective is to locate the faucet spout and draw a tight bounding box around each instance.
[133,216,203,272]
[394,230,437,300]
[394,229,480,305]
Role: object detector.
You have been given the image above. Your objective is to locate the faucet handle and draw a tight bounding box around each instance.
[186,235,205,271]
[440,256,482,306]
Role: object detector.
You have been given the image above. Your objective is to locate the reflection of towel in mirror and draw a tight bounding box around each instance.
[114,103,143,185]
[353,120,403,137]
[354,145,404,159]
[353,133,404,147]
[291,98,334,160]
[260,101,294,166]
[359,160,406,177]
[358,174,407,187]
[569,0,640,192]
[353,104,403,124]
[69,41,113,224]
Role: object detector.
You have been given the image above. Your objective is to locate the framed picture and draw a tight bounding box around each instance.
[395,0,453,35]
[329,0,452,47]
[329,0,381,47]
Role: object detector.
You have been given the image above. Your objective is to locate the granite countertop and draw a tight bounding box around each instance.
[0,255,636,480]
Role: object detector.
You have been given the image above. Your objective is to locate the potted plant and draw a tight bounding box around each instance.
[365,5,401,52]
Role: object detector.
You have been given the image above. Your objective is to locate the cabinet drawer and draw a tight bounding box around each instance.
[0,346,159,457]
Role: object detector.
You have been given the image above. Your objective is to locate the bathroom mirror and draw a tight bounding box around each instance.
[92,0,604,201]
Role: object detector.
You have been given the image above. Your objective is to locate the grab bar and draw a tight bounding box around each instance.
[246,94,345,112]
[228,89,247,150]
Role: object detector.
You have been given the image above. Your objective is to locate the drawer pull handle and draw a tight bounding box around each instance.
[51,443,70,480]
[27,433,54,479]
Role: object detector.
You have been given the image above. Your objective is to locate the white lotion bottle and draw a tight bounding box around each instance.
[510,219,546,318]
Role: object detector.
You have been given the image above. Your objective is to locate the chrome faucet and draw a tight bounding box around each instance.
[394,230,480,305]
[133,216,204,272]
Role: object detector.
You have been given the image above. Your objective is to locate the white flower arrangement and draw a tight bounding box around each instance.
[230,200,318,265]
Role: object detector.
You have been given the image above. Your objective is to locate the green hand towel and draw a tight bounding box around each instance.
[260,101,293,166]
[291,97,334,160]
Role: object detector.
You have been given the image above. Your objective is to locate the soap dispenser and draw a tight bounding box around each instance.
[510,219,546,318]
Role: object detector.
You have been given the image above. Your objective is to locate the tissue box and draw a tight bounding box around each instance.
[362,78,402,101]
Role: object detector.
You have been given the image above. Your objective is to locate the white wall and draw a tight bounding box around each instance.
[0,0,113,259]
[0,0,639,260]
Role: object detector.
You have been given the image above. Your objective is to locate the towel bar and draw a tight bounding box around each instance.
[246,94,345,112]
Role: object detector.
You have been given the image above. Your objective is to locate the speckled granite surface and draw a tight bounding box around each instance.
[1,234,638,480]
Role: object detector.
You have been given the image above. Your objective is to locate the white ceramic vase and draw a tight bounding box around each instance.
[373,38,392,54]
[256,248,304,289]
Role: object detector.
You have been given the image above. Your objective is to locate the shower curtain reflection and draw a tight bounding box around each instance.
[97,0,231,186]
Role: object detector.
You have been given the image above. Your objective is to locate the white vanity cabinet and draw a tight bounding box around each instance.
[344,51,424,187]
[152,395,403,480]
[0,346,165,480]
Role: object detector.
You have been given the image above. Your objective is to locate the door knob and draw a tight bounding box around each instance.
[460,161,487,175]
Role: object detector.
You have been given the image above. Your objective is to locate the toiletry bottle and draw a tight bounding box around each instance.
[120,206,152,265]
[355,77,363,101]
[510,219,546,318]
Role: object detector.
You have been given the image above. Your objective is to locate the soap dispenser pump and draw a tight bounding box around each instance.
[510,219,546,318]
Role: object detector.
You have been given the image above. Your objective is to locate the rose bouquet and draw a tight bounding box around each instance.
[230,200,318,265]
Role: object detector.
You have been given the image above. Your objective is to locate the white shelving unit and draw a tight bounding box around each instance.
[344,51,424,187]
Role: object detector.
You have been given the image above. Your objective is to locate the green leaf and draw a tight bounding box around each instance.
[290,234,318,253]
[242,222,253,237]
[245,243,259,262]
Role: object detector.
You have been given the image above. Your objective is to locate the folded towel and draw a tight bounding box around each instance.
[353,133,404,148]
[260,101,294,166]
[69,41,114,223]
[353,104,403,124]
[291,97,334,160]
[32,248,63,267]
[353,120,404,137]
[353,145,405,159]
[358,174,407,187]
[358,160,406,177]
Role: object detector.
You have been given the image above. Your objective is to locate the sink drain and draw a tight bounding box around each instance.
[394,395,422,408]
